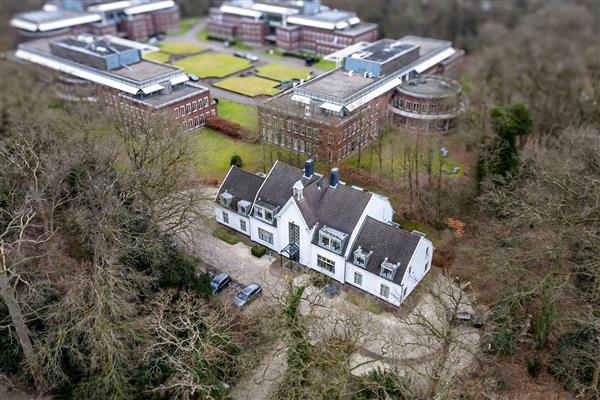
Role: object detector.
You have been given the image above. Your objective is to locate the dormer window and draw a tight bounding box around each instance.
[254,205,274,223]
[237,200,251,216]
[353,246,372,268]
[379,258,400,280]
[318,226,347,255]
[218,192,233,207]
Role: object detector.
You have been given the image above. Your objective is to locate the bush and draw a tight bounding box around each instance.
[213,227,239,245]
[527,358,543,377]
[309,272,329,288]
[230,154,243,168]
[206,116,255,142]
[251,244,266,258]
[353,368,416,400]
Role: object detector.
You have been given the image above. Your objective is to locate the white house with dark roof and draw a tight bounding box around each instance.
[215,159,433,306]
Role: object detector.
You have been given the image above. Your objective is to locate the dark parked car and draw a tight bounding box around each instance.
[233,283,262,307]
[210,272,231,294]
[187,73,199,82]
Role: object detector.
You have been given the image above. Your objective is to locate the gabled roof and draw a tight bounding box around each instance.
[349,216,422,285]
[299,179,371,235]
[217,166,265,212]
[254,161,319,210]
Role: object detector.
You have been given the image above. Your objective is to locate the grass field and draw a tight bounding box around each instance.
[170,17,200,36]
[159,42,207,55]
[175,53,251,78]
[256,63,312,82]
[217,99,258,131]
[214,76,281,97]
[314,58,337,71]
[197,28,209,42]
[143,51,171,63]
[191,128,264,180]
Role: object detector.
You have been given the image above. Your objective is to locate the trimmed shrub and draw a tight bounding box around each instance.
[230,154,243,168]
[213,227,239,245]
[309,272,329,289]
[251,244,267,258]
[206,116,256,142]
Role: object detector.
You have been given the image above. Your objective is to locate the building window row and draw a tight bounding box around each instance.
[175,97,210,119]
[395,98,456,115]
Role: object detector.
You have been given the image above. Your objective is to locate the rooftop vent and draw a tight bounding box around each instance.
[304,159,315,178]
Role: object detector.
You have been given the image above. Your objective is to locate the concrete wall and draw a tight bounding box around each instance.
[399,236,433,300]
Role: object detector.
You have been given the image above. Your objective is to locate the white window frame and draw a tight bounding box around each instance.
[319,232,341,253]
[380,284,390,298]
[240,219,247,232]
[353,272,362,286]
[258,228,273,244]
[317,255,335,274]
[222,211,229,224]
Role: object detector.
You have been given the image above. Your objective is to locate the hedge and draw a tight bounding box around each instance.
[251,244,267,258]
[214,227,239,245]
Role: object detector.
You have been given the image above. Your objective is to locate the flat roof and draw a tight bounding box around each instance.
[126,83,208,108]
[300,69,375,99]
[334,22,377,37]
[397,35,451,57]
[351,39,417,64]
[11,9,102,32]
[397,76,461,98]
[110,60,179,82]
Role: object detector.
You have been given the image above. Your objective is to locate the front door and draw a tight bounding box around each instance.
[289,222,300,261]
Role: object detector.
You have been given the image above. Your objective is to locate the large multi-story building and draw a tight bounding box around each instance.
[215,159,434,307]
[258,36,463,163]
[11,0,180,44]
[207,0,378,54]
[15,33,216,132]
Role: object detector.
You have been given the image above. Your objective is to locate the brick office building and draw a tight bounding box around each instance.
[208,0,377,54]
[16,34,215,132]
[390,76,462,133]
[258,36,463,163]
[11,0,180,44]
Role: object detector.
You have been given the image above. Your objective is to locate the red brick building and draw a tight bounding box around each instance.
[16,33,215,133]
[207,0,378,54]
[258,36,463,162]
[11,1,180,44]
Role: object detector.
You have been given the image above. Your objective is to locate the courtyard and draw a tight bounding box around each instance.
[213,76,281,97]
[174,53,252,78]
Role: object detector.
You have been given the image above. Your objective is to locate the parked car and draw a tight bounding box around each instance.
[233,51,259,62]
[210,272,231,294]
[187,73,199,82]
[233,283,262,307]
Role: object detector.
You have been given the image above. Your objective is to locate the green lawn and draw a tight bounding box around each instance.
[197,28,209,42]
[314,58,337,71]
[174,53,251,78]
[192,128,264,180]
[143,51,171,63]
[170,17,200,36]
[217,99,258,131]
[214,76,281,97]
[159,42,207,55]
[256,63,312,82]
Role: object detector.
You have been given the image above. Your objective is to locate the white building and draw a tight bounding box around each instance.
[215,159,434,307]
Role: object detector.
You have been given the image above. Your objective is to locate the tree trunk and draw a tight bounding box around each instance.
[0,270,47,392]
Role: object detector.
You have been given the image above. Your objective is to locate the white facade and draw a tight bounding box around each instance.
[215,164,433,307]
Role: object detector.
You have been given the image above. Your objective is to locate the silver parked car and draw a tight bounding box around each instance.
[233,283,262,307]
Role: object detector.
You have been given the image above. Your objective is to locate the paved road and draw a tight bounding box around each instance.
[163,18,326,106]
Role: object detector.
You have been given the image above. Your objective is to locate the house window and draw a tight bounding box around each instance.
[254,206,273,223]
[222,211,229,224]
[380,284,390,298]
[174,108,179,118]
[354,272,362,286]
[179,106,184,116]
[192,101,197,111]
[186,104,191,114]
[240,220,247,232]
[354,248,367,267]
[317,255,335,274]
[203,97,209,107]
[319,232,341,253]
[380,265,394,279]
[258,228,273,244]
[403,286,407,298]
